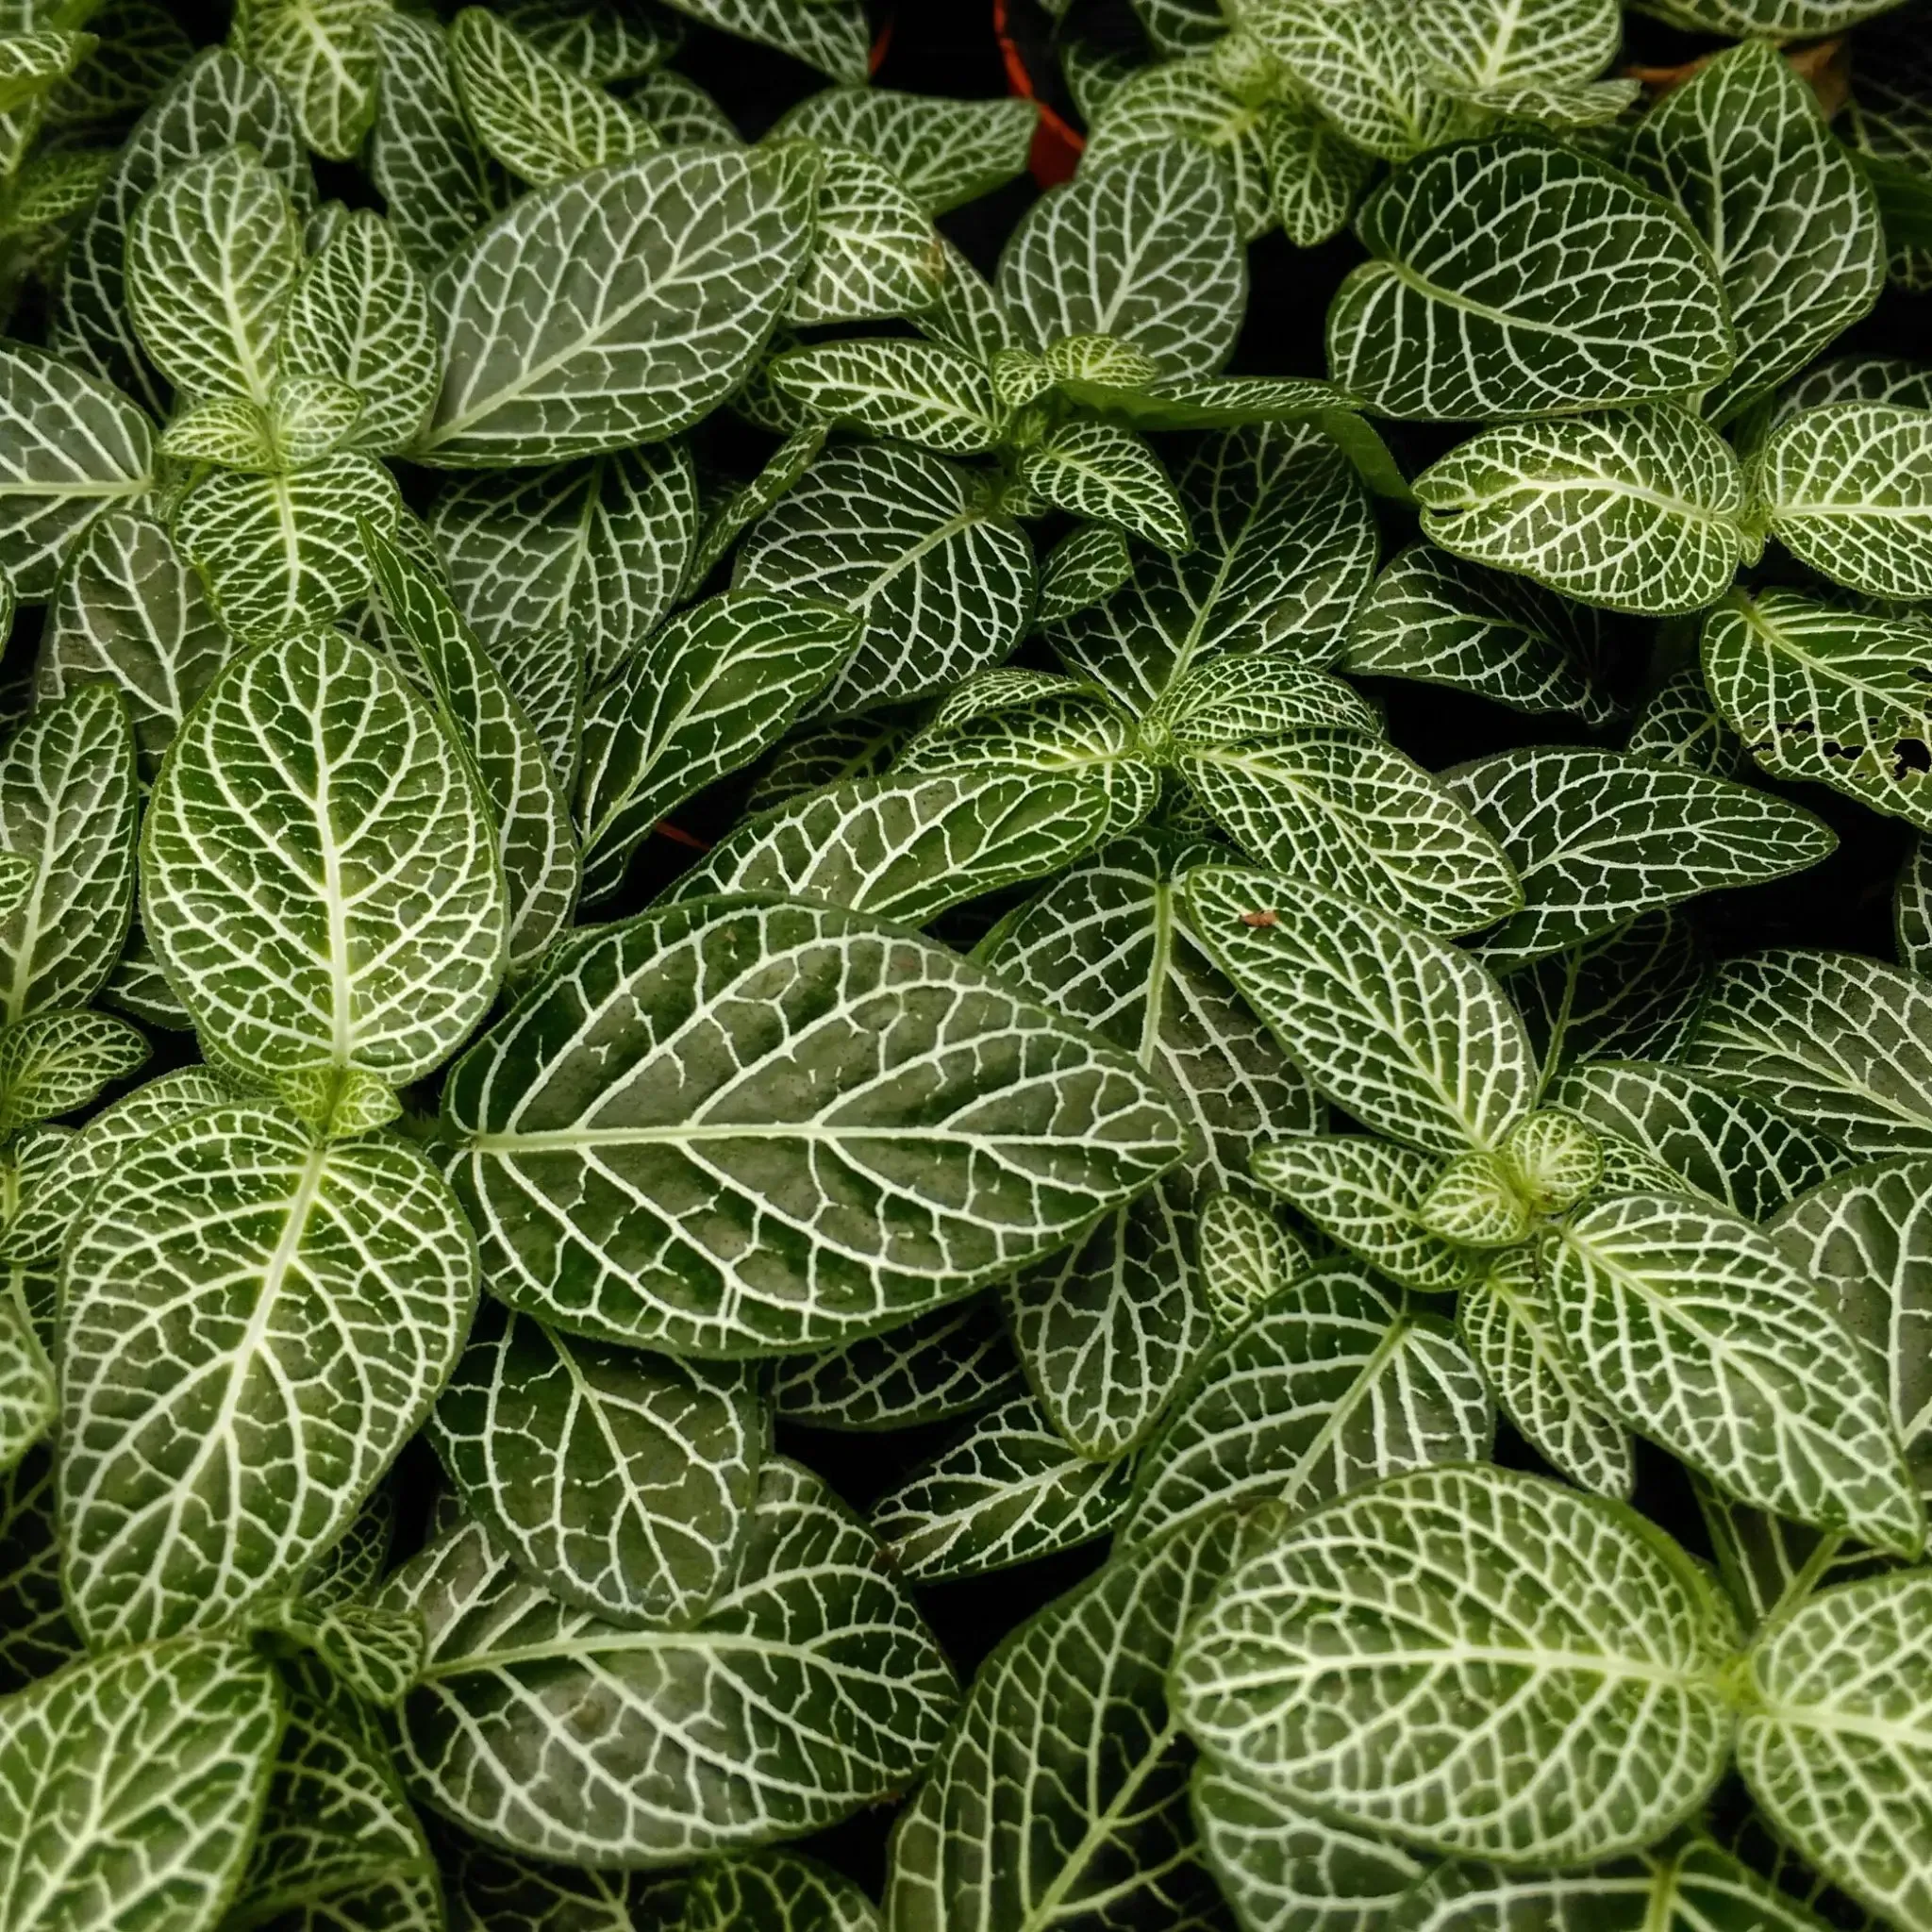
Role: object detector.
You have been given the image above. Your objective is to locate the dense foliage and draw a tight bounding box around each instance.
[0,0,1928,1925]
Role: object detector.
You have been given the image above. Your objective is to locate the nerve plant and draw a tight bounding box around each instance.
[0,0,1929,1925]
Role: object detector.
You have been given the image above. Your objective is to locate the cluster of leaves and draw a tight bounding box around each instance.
[0,0,1928,1926]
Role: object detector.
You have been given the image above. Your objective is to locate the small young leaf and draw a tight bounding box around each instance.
[1254,0,1457,160]
[786,142,945,327]
[1267,95,1379,246]
[770,338,1008,453]
[1036,521,1131,625]
[1021,419,1193,552]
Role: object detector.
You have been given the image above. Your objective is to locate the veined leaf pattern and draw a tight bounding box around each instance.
[1762,403,1932,600]
[772,86,1036,215]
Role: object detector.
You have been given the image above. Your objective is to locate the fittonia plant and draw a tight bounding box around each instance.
[0,0,1928,1923]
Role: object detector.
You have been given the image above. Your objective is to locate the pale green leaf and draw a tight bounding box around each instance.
[1342,543,1622,725]
[143,627,506,1085]
[1251,1136,1481,1295]
[785,142,943,328]
[1549,1191,1924,1556]
[0,28,91,116]
[269,366,365,461]
[1198,1187,1314,1334]
[869,1392,1135,1582]
[1461,1244,1634,1500]
[662,767,1121,927]
[1625,41,1882,423]
[998,138,1245,377]
[126,146,301,407]
[0,682,137,1024]
[173,452,403,640]
[419,144,815,465]
[772,87,1035,214]
[886,1514,1241,1932]
[277,208,437,455]
[735,440,1034,715]
[0,340,155,600]
[1701,590,1932,833]
[1182,863,1537,1157]
[431,1303,761,1628]
[1254,0,1459,160]
[1414,406,1750,615]
[158,395,276,471]
[655,0,869,83]
[0,1008,146,1134]
[450,6,653,188]
[1172,1463,1738,1863]
[769,338,1008,455]
[1762,403,1932,600]
[382,1457,957,1863]
[1675,946,1932,1158]
[1553,1058,1849,1220]
[368,10,506,270]
[40,3,192,129]
[1036,522,1131,625]
[914,233,1024,363]
[60,1102,477,1647]
[442,894,1190,1357]
[1266,95,1379,248]
[432,443,698,685]
[232,0,380,159]
[1328,137,1732,421]
[1126,1256,1491,1546]
[576,590,855,902]
[770,1296,1024,1433]
[1020,420,1193,553]
[1048,420,1378,711]
[637,1848,882,1932]
[1445,745,1834,970]
[0,1638,282,1932]
[1737,1571,1932,1932]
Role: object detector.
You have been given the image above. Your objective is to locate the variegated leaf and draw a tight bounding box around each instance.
[0,1008,146,1135]
[772,86,1035,214]
[1267,96,1379,247]
[59,1102,477,1646]
[1255,0,1457,160]
[1198,1188,1313,1335]
[1020,419,1192,553]
[231,0,381,159]
[655,0,869,83]
[1762,403,1932,600]
[787,142,944,327]
[770,338,1007,454]
[638,1849,883,1931]
[0,1445,80,1691]
[0,1276,52,1477]
[1036,522,1131,625]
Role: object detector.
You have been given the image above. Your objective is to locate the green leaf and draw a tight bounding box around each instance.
[685,423,826,590]
[53,47,308,418]
[1625,42,1882,424]
[419,144,815,465]
[1675,947,1932,1158]
[219,1666,441,1929]
[441,1837,641,1930]
[1899,834,1931,977]
[368,9,507,270]
[1266,95,1380,247]
[1553,1059,1849,1221]
[1638,0,1906,52]
[0,1445,81,1691]
[576,591,854,903]
[59,1102,477,1646]
[770,1296,1024,1433]
[173,451,403,641]
[277,208,437,455]
[1445,746,1835,971]
[364,524,579,969]
[0,1638,282,1932]
[0,682,137,1024]
[772,86,1035,215]
[1414,406,1750,616]
[786,142,944,326]
[1461,1243,1634,1501]
[1329,137,1732,421]
[1254,0,1458,160]
[1737,1571,1932,1931]
[1405,0,1620,94]
[1780,353,1932,419]
[450,5,654,187]
[158,394,277,471]
[1761,403,1932,600]
[382,1456,957,1862]
[1036,522,1132,625]
[1252,1135,1482,1294]
[0,340,155,601]
[1625,664,1749,779]
[998,138,1245,376]
[770,339,1008,454]
[1198,1187,1313,1334]
[886,1514,1241,1931]
[431,1303,761,1628]
[638,1849,883,1932]
[143,627,506,1086]
[1125,1258,1491,1546]
[656,0,869,83]
[443,894,1190,1357]
[0,29,92,117]
[0,1008,146,1134]
[1771,1156,1932,1500]
[0,1279,53,1477]
[232,0,381,160]
[503,0,681,84]
[1701,589,1932,834]
[1192,1765,1429,1932]
[869,1392,1134,1582]
[747,707,920,814]
[734,440,1034,714]
[1172,1463,1738,1864]
[432,443,699,686]
[1175,728,1523,940]
[1048,419,1379,712]
[1549,1191,1923,1557]
[126,147,301,407]
[1342,543,1622,725]
[1020,419,1192,553]
[1182,863,1537,1157]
